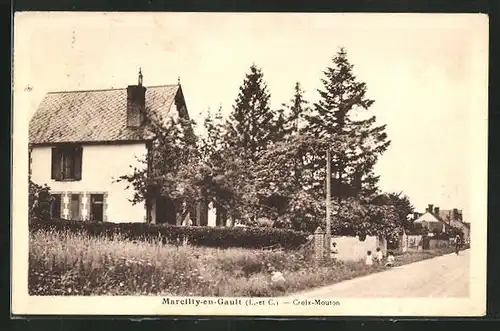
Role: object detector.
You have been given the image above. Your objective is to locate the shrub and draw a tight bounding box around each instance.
[29,181,52,222]
[30,218,309,250]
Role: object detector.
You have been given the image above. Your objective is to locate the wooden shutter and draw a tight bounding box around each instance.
[51,147,62,180]
[74,146,83,180]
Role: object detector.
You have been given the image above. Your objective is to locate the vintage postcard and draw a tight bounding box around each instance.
[12,12,488,317]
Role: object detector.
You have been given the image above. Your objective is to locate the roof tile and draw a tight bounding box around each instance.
[29,85,179,144]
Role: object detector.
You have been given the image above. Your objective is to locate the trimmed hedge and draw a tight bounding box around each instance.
[30,219,309,250]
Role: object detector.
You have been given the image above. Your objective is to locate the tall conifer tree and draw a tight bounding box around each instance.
[305,48,391,201]
[224,64,275,161]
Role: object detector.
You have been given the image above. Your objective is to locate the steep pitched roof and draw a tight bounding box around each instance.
[29,85,180,144]
[437,209,464,222]
[435,209,470,230]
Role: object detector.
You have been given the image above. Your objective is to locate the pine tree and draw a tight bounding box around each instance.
[284,82,308,135]
[224,64,275,161]
[305,47,391,201]
[282,82,310,183]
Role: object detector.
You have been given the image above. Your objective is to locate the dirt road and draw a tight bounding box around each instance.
[288,249,469,298]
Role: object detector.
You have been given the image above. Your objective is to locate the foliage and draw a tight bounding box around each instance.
[211,64,280,222]
[386,192,415,230]
[30,218,309,250]
[407,222,427,235]
[442,225,464,240]
[304,47,391,199]
[29,180,52,221]
[117,50,413,239]
[115,111,203,221]
[224,64,276,160]
[253,49,396,236]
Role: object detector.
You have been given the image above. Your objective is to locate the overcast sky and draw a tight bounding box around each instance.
[14,12,488,222]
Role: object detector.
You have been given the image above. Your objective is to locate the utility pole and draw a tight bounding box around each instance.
[325,148,332,258]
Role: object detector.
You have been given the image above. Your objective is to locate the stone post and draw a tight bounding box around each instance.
[399,231,408,253]
[314,226,325,263]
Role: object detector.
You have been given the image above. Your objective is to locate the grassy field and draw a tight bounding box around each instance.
[29,229,457,297]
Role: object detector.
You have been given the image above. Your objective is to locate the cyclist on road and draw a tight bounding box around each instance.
[455,234,462,255]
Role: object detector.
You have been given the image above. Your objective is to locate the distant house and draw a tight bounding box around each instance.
[414,205,447,233]
[413,204,471,242]
[29,70,202,225]
[437,208,471,243]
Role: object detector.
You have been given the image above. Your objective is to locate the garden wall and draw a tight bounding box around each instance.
[332,235,387,262]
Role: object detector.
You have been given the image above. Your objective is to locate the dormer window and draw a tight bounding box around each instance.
[51,145,82,181]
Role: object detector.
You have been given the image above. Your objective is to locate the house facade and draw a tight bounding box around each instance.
[413,204,471,242]
[413,205,447,234]
[29,70,194,224]
[437,207,471,243]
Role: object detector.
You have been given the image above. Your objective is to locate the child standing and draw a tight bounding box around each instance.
[365,250,373,266]
[375,247,384,264]
[331,242,339,259]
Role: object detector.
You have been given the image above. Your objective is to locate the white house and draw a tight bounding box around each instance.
[414,204,470,242]
[29,70,195,224]
[413,204,447,234]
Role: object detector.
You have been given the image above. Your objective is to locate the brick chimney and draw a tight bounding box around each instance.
[126,68,146,128]
[434,206,440,215]
[428,204,434,213]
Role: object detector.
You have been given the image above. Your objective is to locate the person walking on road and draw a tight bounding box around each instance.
[455,234,462,255]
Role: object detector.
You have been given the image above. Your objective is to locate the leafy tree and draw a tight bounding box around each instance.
[196,104,262,225]
[387,192,415,230]
[444,225,464,239]
[250,82,313,227]
[305,47,391,201]
[116,108,201,223]
[408,222,427,235]
[253,133,322,228]
[254,132,356,232]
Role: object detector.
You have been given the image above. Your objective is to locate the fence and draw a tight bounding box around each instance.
[397,233,423,253]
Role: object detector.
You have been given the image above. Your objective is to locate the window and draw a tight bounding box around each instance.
[90,194,104,222]
[70,194,81,220]
[51,194,61,219]
[51,145,83,181]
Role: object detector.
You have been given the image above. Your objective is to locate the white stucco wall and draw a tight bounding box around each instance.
[31,143,148,223]
[332,235,387,262]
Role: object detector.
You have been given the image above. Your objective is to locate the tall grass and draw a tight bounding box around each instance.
[29,229,456,297]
